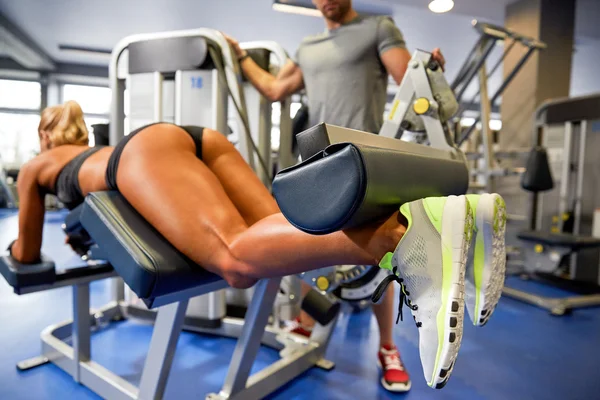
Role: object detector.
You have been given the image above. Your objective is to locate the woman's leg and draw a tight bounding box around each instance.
[116,124,405,288]
[228,212,405,280]
[201,129,279,226]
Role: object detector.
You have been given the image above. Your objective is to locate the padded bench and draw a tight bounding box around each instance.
[0,255,113,294]
[80,191,225,307]
[0,191,225,304]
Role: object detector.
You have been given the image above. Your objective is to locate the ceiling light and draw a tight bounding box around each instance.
[428,0,454,13]
[272,2,322,17]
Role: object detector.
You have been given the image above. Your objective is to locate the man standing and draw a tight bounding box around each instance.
[225,0,445,392]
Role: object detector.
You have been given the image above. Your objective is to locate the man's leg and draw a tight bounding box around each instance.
[372,284,395,347]
[373,284,412,392]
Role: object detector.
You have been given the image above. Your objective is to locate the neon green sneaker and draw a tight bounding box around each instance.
[464,193,507,326]
[372,195,474,389]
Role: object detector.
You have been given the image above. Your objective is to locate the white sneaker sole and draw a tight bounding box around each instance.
[428,195,473,389]
[473,193,507,326]
[376,359,412,392]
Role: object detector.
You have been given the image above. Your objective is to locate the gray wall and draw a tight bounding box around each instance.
[571,37,600,97]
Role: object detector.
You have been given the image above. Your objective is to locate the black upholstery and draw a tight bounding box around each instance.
[80,191,222,302]
[518,230,600,250]
[521,147,554,192]
[0,255,55,287]
[273,142,468,234]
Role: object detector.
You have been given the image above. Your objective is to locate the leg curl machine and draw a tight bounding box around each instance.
[0,50,469,399]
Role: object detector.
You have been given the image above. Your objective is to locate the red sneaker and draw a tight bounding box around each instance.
[377,345,411,392]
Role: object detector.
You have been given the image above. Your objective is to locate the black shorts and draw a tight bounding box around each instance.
[105,123,205,190]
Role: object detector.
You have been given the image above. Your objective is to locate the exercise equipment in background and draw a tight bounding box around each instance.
[503,93,600,315]
[451,20,546,193]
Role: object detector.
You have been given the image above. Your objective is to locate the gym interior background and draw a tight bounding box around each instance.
[1,0,600,399]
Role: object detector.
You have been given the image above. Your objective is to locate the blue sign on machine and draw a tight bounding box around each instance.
[191,77,203,89]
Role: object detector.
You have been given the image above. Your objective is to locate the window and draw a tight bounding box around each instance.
[0,79,41,110]
[62,84,111,115]
[0,113,41,168]
[0,80,42,169]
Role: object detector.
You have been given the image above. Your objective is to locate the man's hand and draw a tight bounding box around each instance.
[222,33,246,59]
[431,48,446,71]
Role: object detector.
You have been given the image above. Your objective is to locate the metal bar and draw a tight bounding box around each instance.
[0,106,41,115]
[457,118,479,147]
[153,72,163,122]
[109,72,125,145]
[14,270,117,296]
[148,279,229,308]
[477,49,495,193]
[459,38,518,114]
[174,70,183,125]
[257,89,272,186]
[138,300,189,400]
[571,120,587,279]
[38,306,138,399]
[278,98,295,170]
[72,284,91,382]
[458,46,539,147]
[490,46,536,105]
[489,38,517,78]
[502,287,600,314]
[533,126,546,230]
[112,278,126,303]
[501,286,563,310]
[79,361,138,400]
[455,37,496,103]
[573,120,587,236]
[451,36,484,91]
[220,278,281,397]
[227,343,321,400]
[212,69,228,136]
[40,72,49,110]
[182,316,285,350]
[558,122,573,232]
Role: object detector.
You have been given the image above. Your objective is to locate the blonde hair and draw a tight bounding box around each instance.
[38,100,89,147]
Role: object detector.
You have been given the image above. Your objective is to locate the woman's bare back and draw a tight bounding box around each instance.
[34,145,114,195]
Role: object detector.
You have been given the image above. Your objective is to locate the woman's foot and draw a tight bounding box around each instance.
[372,195,474,389]
[464,194,507,326]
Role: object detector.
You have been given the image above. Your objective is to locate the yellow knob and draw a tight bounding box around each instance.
[534,244,544,253]
[552,216,559,223]
[413,98,430,115]
[316,276,330,291]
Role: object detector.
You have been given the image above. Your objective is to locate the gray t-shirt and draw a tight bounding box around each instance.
[294,16,406,134]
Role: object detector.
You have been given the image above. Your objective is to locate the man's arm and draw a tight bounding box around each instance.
[381,47,412,85]
[377,17,446,85]
[11,161,45,263]
[224,34,304,102]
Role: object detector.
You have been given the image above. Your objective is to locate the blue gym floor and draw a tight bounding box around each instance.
[1,211,600,399]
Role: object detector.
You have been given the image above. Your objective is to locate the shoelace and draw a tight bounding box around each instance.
[382,353,404,371]
[371,266,421,327]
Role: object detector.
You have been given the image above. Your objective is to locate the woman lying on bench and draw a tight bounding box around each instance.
[9,100,506,389]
